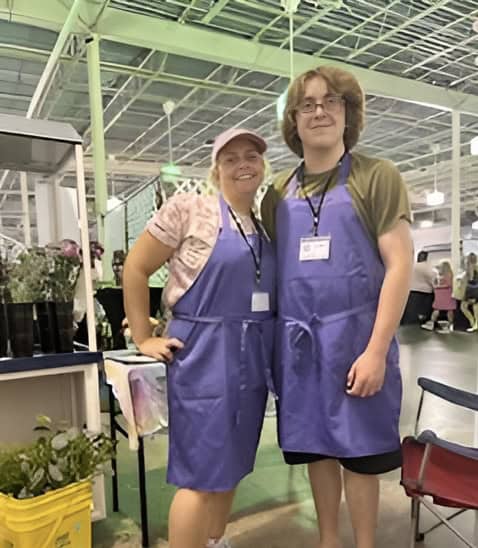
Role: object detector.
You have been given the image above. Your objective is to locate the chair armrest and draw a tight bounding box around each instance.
[417,430,478,461]
[418,377,478,412]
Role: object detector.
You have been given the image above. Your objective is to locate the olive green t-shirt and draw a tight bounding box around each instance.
[260,152,412,244]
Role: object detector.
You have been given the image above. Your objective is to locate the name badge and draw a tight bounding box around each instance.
[251,292,270,312]
[299,236,331,261]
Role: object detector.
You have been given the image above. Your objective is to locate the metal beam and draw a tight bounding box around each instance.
[201,0,230,24]
[2,0,478,115]
[97,10,478,115]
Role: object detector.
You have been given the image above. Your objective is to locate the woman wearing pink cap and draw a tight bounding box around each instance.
[123,128,276,548]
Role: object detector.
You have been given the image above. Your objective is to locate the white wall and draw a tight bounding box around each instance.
[412,224,478,268]
[412,225,451,256]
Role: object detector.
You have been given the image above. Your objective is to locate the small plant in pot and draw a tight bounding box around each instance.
[5,249,48,357]
[45,240,81,353]
[0,415,115,547]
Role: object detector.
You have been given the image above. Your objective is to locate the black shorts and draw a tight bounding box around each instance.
[283,448,402,475]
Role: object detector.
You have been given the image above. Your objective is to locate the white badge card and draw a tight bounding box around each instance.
[299,236,331,261]
[251,292,270,312]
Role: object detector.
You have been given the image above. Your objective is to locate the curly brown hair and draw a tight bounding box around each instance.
[282,66,365,158]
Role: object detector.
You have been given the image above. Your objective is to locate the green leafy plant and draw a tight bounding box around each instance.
[5,244,81,304]
[0,416,115,499]
[6,249,49,303]
[45,251,81,303]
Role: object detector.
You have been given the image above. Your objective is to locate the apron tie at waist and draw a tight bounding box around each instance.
[172,313,274,322]
[237,321,277,418]
[284,316,319,371]
[241,320,278,400]
[173,313,222,324]
[281,300,377,328]
[282,301,378,370]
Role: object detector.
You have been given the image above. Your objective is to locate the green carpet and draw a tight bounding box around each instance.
[93,417,313,546]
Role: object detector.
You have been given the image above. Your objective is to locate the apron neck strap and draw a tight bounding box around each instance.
[337,152,352,186]
[287,151,352,197]
[219,194,233,234]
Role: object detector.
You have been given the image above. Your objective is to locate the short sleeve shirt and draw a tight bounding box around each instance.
[147,193,257,308]
[261,152,411,244]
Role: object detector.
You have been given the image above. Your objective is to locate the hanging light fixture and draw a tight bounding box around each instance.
[276,1,301,123]
[280,0,301,80]
[471,136,478,156]
[160,100,181,184]
[107,154,123,211]
[426,144,444,207]
[276,89,288,122]
[420,219,434,229]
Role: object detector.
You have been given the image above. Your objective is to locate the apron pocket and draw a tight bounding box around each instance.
[169,321,225,399]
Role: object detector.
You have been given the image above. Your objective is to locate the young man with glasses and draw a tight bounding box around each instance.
[261,66,413,548]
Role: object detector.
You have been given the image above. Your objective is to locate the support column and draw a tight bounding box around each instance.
[20,172,32,247]
[86,34,108,246]
[451,110,460,275]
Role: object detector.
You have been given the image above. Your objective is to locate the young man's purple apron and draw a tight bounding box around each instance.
[167,195,276,490]
[274,153,402,457]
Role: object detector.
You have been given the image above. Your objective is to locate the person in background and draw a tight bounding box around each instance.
[402,250,435,324]
[261,65,413,548]
[421,260,456,333]
[123,128,276,548]
[456,252,478,332]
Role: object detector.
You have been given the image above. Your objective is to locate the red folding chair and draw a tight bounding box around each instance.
[401,377,478,548]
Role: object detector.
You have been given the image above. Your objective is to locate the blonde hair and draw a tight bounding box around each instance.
[439,260,453,278]
[282,65,365,158]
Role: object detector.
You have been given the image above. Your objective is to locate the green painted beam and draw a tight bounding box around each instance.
[86,33,107,243]
[2,0,478,115]
[201,0,230,24]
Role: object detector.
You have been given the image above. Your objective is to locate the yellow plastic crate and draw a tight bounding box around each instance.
[0,480,92,548]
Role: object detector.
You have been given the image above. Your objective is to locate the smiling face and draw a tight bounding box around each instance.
[295,75,346,156]
[214,136,265,200]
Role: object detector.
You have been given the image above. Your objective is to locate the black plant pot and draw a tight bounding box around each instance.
[7,302,34,358]
[54,301,74,353]
[0,302,8,357]
[36,301,57,354]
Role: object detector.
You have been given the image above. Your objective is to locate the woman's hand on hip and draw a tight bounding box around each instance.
[346,350,386,398]
[138,337,184,362]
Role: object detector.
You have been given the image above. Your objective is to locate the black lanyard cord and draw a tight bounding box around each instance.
[297,153,345,237]
[227,206,263,285]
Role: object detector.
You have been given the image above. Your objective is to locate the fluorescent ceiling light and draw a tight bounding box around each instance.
[420,220,434,229]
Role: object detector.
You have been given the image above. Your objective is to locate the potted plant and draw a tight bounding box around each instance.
[45,240,81,353]
[0,416,115,548]
[5,249,48,357]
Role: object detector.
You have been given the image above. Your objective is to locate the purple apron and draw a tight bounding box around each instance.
[275,153,402,457]
[166,195,276,491]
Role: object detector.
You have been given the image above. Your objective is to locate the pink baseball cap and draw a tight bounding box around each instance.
[211,128,267,163]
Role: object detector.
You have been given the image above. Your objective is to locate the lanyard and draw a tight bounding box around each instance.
[228,206,263,285]
[297,154,345,237]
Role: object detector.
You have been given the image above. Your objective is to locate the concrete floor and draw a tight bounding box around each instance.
[93,326,478,547]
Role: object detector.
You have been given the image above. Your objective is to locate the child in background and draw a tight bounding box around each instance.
[421,260,456,333]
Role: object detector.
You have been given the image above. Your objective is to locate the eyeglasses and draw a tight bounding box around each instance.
[297,95,345,115]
